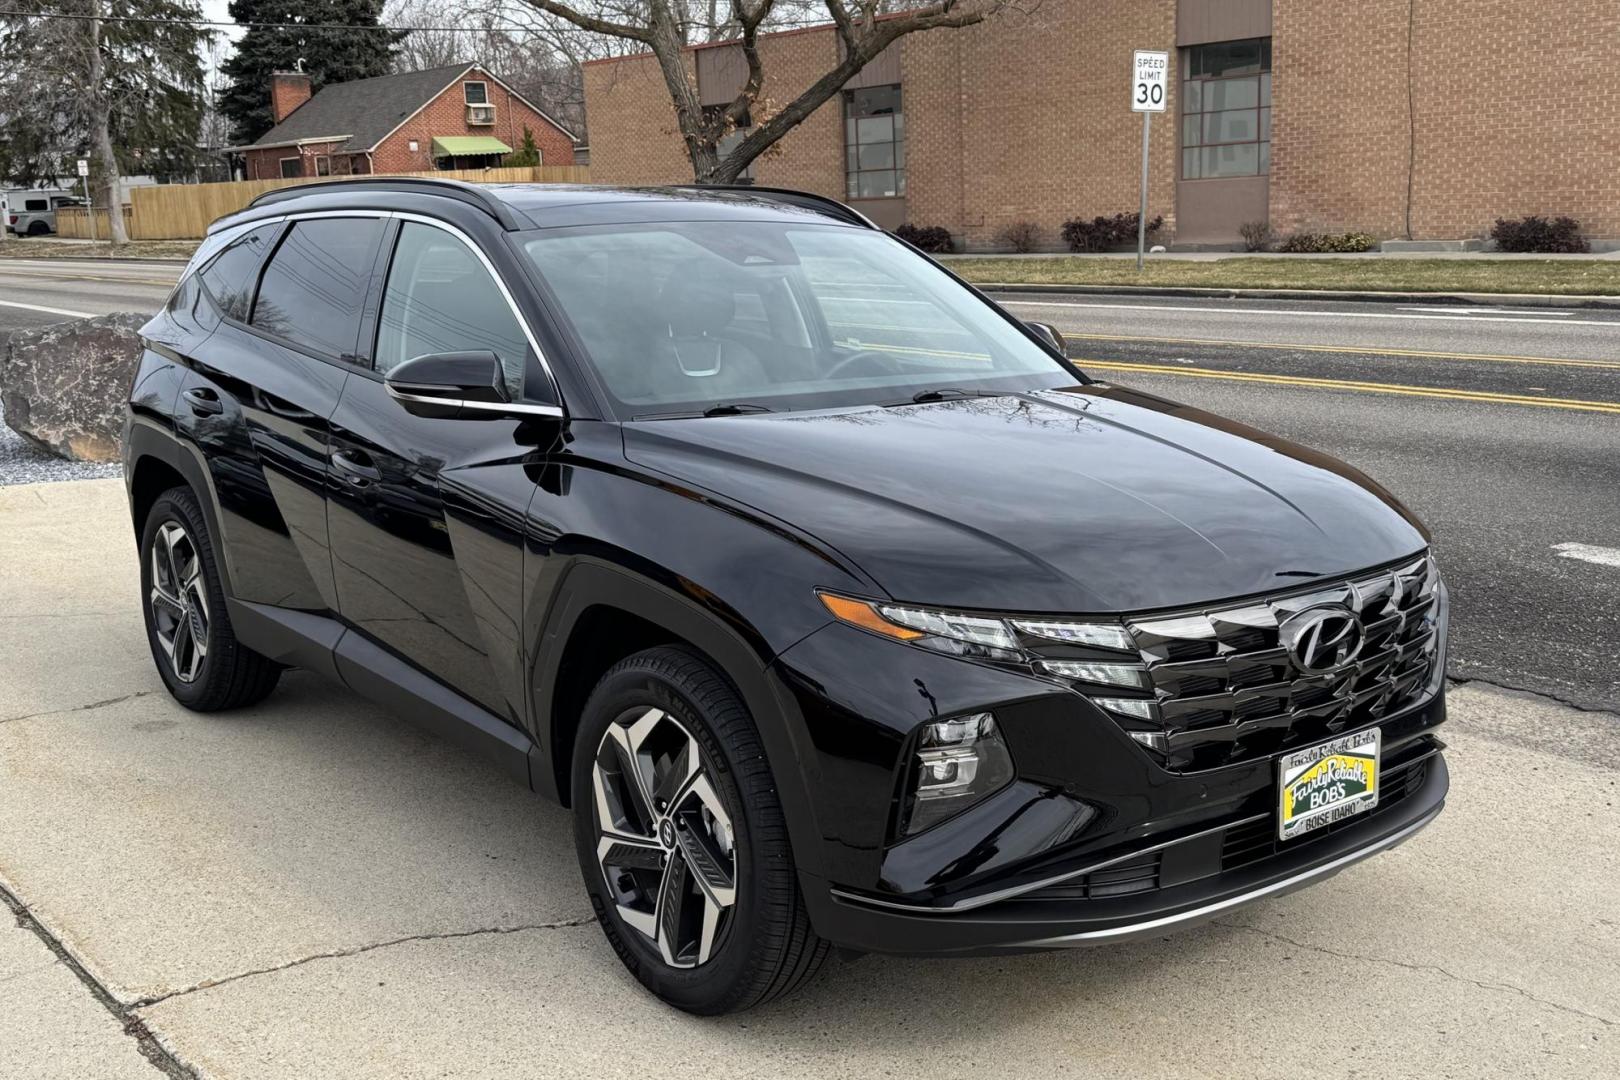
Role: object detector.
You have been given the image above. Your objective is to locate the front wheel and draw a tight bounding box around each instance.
[571,646,829,1013]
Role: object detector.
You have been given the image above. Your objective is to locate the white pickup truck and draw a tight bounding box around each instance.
[3,189,86,236]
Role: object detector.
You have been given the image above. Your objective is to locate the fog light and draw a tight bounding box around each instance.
[901,712,1015,836]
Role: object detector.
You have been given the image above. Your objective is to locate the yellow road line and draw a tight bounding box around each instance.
[1079,359,1620,415]
[1061,332,1620,371]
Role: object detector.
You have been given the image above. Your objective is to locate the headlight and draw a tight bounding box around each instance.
[819,592,1140,670]
[819,592,1146,693]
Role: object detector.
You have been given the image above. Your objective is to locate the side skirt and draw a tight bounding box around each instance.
[228,598,537,789]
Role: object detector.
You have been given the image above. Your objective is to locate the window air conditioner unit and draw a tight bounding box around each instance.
[467,104,496,125]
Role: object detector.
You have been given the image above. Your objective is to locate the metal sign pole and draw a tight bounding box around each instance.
[1137,110,1152,272]
[85,174,97,245]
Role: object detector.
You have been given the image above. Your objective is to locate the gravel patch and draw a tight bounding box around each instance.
[0,401,121,485]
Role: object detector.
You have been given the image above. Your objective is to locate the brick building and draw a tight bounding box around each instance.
[583,0,1619,249]
[236,63,578,181]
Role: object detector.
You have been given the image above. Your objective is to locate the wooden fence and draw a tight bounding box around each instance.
[60,164,591,241]
[55,205,133,240]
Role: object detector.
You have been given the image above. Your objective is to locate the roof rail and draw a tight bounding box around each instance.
[667,185,880,229]
[246,177,526,229]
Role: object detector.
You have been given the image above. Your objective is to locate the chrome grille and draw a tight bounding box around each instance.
[1084,555,1441,772]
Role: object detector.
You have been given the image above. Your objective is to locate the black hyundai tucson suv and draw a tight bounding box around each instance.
[123,179,1448,1014]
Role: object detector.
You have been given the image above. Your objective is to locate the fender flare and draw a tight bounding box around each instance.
[124,416,239,598]
[530,558,828,880]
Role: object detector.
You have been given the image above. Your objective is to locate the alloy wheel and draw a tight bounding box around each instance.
[592,707,738,968]
[149,521,209,683]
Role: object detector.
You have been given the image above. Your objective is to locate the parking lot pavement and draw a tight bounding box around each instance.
[2,476,1617,1079]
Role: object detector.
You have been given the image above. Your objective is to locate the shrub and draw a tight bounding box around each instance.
[893,223,955,253]
[1277,231,1378,254]
[1490,215,1589,254]
[997,220,1041,253]
[1061,212,1164,253]
[502,126,541,167]
[1239,220,1273,252]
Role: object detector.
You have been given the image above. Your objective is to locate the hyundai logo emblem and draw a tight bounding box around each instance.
[1281,606,1364,674]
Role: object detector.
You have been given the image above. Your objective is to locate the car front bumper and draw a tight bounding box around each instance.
[800,749,1447,955]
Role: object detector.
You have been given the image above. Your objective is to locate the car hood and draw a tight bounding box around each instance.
[620,386,1429,613]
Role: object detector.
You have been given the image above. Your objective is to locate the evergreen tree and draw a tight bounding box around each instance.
[0,0,209,187]
[219,0,406,145]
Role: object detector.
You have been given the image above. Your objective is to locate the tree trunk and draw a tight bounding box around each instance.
[87,1,128,245]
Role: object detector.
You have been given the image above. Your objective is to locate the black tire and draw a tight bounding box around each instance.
[571,645,830,1014]
[138,486,281,710]
[27,221,48,236]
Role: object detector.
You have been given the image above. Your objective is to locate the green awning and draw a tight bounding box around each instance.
[430,136,512,157]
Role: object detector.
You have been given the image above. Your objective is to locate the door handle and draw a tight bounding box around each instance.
[182,387,224,416]
[331,448,381,485]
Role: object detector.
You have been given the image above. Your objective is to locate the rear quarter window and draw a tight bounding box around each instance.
[197,224,279,322]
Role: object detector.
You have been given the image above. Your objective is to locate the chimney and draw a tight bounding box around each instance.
[269,72,313,124]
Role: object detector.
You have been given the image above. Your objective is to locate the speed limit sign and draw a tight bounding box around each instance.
[1132,50,1169,112]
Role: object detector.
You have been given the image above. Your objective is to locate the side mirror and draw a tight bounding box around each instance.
[1025,321,1067,355]
[384,351,560,420]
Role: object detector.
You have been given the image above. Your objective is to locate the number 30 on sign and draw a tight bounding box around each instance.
[1132,50,1170,112]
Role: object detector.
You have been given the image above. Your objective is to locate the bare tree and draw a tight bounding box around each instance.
[387,0,598,137]
[390,0,1018,182]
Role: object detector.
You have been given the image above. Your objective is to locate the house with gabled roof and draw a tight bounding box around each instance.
[233,62,578,181]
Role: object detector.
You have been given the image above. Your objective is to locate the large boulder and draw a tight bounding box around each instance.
[1,312,147,462]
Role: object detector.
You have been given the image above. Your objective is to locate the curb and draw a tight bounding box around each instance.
[972,282,1620,310]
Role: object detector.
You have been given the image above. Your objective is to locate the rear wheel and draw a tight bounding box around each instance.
[571,646,829,1013]
[139,487,280,710]
[26,221,49,236]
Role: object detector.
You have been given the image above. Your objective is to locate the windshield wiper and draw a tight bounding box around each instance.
[634,402,777,420]
[884,387,1007,407]
[702,402,775,417]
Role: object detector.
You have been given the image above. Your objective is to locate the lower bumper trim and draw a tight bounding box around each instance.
[1013,801,1443,948]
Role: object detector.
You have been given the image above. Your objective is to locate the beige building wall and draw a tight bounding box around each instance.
[1272,0,1620,240]
[580,52,695,186]
[905,2,1178,250]
[583,1,1620,247]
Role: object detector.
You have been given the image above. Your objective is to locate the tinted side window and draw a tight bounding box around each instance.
[252,218,383,359]
[197,223,279,321]
[375,222,530,397]
[24,198,48,211]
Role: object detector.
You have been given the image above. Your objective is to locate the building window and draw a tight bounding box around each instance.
[314,155,331,177]
[279,156,301,179]
[844,85,903,199]
[464,81,487,105]
[703,105,755,183]
[1181,38,1271,179]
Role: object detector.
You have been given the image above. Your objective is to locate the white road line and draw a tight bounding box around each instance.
[999,299,1620,328]
[1397,306,1573,316]
[1551,542,1620,568]
[0,297,94,318]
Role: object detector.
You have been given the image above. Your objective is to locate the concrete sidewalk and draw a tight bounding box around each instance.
[1,478,1616,1079]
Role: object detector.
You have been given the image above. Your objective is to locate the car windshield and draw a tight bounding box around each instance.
[518,221,1073,417]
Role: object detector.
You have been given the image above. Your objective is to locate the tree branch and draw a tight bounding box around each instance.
[723,0,1002,175]
[514,0,655,43]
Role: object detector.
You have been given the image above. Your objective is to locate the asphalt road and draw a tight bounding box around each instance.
[2,262,1616,711]
[0,258,179,328]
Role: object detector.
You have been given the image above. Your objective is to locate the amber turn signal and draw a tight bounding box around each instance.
[818,593,924,640]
